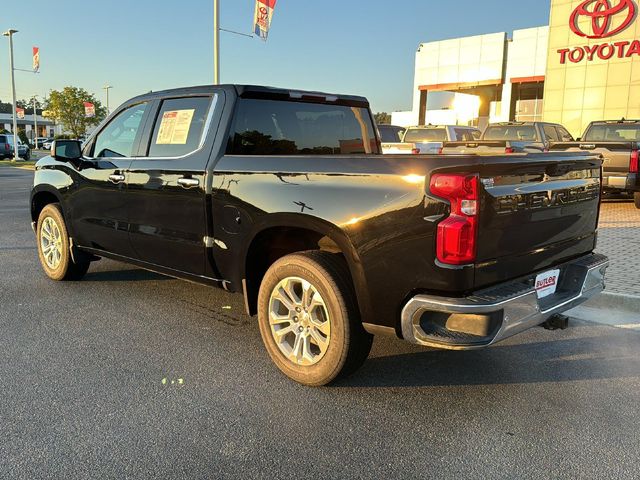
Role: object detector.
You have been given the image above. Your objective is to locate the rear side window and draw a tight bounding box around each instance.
[0,135,5,143]
[228,99,379,155]
[543,125,560,142]
[484,125,538,141]
[404,128,446,142]
[584,124,640,141]
[148,96,213,157]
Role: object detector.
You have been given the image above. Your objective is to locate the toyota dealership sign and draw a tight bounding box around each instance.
[559,0,639,63]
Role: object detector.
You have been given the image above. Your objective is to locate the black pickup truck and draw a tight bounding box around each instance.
[550,120,640,209]
[31,85,609,386]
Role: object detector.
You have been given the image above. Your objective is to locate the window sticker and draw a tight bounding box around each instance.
[156,109,195,145]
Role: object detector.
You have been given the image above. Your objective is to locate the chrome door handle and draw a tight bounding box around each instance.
[108,174,125,184]
[177,177,200,188]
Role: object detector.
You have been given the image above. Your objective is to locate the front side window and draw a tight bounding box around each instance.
[557,126,574,141]
[378,126,404,143]
[147,96,213,157]
[454,128,479,142]
[228,98,379,155]
[93,103,148,158]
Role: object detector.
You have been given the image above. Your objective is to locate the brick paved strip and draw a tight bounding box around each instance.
[596,202,640,298]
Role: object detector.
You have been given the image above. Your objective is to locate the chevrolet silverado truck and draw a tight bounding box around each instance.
[549,120,640,209]
[31,85,609,386]
[441,121,574,155]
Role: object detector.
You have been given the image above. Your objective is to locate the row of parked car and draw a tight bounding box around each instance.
[0,135,64,161]
[379,119,640,209]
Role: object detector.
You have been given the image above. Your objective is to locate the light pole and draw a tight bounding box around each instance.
[214,0,220,84]
[103,85,112,114]
[3,29,19,160]
[32,96,39,147]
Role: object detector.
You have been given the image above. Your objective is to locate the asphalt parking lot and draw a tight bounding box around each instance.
[1,167,639,479]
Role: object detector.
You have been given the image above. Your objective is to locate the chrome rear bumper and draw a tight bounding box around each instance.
[401,254,609,350]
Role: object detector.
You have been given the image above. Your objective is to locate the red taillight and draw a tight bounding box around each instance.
[630,149,639,173]
[437,147,444,155]
[412,148,421,155]
[430,174,479,265]
[505,146,515,154]
[4,143,9,151]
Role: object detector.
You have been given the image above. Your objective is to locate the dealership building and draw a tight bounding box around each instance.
[393,0,640,137]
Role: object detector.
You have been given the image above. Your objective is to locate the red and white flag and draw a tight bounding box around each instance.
[253,0,277,41]
[84,102,95,118]
[33,46,40,72]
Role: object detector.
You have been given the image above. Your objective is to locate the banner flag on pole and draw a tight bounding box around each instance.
[32,46,40,72]
[16,107,25,120]
[84,102,95,118]
[253,0,277,41]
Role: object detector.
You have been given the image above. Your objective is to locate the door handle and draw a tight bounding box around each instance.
[580,144,596,150]
[108,174,125,184]
[177,177,200,188]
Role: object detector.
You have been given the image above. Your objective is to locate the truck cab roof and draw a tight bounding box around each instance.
[126,84,370,108]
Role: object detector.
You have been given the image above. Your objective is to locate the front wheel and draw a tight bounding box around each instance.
[257,251,373,386]
[36,204,90,281]
[634,192,640,209]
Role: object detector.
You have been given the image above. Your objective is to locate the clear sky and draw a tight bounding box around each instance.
[2,0,550,114]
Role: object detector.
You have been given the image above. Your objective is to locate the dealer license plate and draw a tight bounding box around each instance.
[535,269,561,299]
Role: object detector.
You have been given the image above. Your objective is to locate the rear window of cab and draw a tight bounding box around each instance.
[584,124,640,141]
[227,98,380,155]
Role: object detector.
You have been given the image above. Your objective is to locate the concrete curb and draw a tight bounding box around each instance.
[583,291,640,313]
[567,292,640,331]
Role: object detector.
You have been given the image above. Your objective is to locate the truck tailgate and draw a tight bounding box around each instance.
[550,141,635,176]
[473,152,602,288]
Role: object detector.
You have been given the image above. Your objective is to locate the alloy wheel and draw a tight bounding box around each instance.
[40,216,63,269]
[268,276,331,366]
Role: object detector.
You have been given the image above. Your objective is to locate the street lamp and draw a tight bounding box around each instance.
[103,84,112,114]
[214,0,220,84]
[3,29,19,160]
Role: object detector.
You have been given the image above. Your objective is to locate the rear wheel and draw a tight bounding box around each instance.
[37,204,90,281]
[634,192,640,209]
[257,251,373,386]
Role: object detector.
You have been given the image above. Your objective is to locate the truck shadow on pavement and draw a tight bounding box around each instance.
[334,330,640,388]
[83,268,171,283]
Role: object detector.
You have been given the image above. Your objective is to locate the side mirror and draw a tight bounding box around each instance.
[51,140,82,162]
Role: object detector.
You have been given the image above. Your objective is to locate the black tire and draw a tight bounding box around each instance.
[36,203,90,281]
[634,192,640,209]
[257,251,373,386]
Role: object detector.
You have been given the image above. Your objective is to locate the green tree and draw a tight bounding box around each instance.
[374,112,391,125]
[18,128,29,145]
[44,87,107,139]
[17,97,44,115]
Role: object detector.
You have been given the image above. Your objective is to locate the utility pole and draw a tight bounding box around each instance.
[3,29,19,160]
[214,0,220,84]
[33,96,38,147]
[103,85,112,114]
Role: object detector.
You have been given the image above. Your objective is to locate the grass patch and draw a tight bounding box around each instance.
[0,159,37,168]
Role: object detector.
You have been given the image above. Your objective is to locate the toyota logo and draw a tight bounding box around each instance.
[570,0,637,39]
